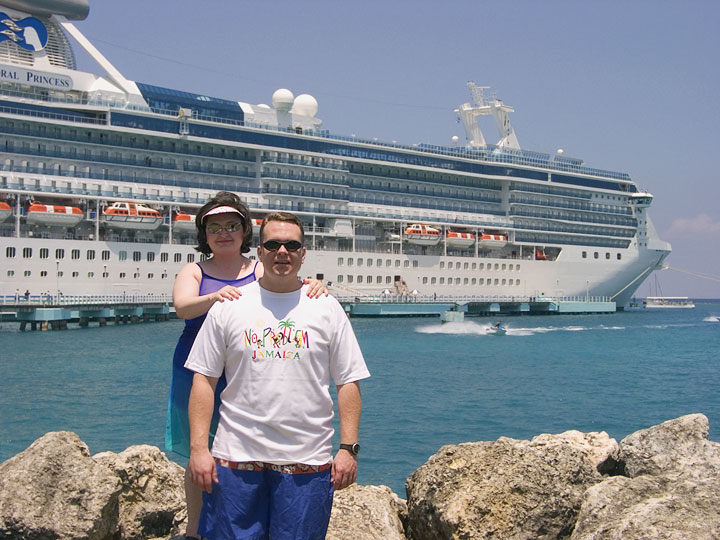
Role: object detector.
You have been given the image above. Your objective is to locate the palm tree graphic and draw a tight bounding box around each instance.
[278,319,295,342]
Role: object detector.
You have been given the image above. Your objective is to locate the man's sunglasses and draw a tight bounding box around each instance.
[206,222,243,234]
[262,240,303,252]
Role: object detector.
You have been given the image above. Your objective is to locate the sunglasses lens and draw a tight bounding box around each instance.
[263,240,302,251]
[207,224,221,234]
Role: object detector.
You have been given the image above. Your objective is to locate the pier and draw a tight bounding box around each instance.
[0,294,171,330]
[336,294,616,319]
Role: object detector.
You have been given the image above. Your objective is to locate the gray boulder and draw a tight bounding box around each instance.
[0,431,121,540]
[406,430,616,540]
[570,414,720,540]
[327,484,407,540]
[94,445,186,540]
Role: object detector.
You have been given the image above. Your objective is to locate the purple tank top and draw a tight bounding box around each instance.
[184,261,259,330]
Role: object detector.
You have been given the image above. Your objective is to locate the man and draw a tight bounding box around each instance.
[186,211,370,540]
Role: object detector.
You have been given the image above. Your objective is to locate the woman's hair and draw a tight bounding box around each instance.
[195,191,253,255]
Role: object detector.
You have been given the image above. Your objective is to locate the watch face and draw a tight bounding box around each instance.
[351,443,360,455]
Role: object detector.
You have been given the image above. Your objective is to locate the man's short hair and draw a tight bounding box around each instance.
[259,212,305,244]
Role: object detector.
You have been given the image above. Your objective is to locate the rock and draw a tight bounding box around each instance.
[618,413,720,479]
[0,431,121,540]
[406,430,616,540]
[326,484,407,540]
[570,414,720,540]
[94,445,186,540]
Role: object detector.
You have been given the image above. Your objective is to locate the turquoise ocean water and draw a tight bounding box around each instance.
[2,302,719,496]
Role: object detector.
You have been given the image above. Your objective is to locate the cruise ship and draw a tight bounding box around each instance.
[0,1,672,307]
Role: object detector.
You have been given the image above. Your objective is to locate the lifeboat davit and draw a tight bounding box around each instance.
[104,202,163,230]
[173,212,197,232]
[404,224,441,246]
[0,201,11,222]
[478,233,508,248]
[26,203,84,226]
[446,231,475,248]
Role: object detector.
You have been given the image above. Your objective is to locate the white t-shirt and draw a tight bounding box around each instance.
[185,281,370,465]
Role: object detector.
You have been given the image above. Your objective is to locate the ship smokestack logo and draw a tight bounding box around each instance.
[0,13,48,51]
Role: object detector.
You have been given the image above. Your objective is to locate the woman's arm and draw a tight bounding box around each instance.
[172,263,242,319]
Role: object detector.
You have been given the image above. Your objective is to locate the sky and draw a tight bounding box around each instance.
[70,1,720,298]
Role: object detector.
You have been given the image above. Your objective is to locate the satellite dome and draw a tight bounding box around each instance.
[556,148,565,156]
[292,94,318,117]
[272,89,294,112]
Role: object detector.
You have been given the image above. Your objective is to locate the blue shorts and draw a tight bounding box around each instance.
[199,461,334,540]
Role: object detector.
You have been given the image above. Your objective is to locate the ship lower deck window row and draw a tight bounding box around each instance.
[334,274,523,288]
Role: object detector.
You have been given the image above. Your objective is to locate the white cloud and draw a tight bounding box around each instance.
[666,213,720,237]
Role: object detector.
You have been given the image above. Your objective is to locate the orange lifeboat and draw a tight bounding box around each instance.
[173,211,197,232]
[104,201,163,230]
[252,218,263,235]
[404,224,441,246]
[446,231,475,249]
[0,201,11,222]
[26,203,84,226]
[478,232,508,248]
[535,248,549,260]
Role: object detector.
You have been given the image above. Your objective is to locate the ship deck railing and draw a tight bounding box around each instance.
[0,294,171,307]
[333,294,612,304]
[0,92,632,182]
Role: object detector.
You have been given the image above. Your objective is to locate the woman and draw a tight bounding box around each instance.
[165,191,326,539]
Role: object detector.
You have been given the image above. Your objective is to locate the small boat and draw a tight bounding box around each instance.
[103,202,163,230]
[446,231,475,248]
[644,297,695,309]
[478,232,507,248]
[405,224,441,246]
[172,211,197,232]
[0,201,11,221]
[488,322,507,335]
[26,203,84,226]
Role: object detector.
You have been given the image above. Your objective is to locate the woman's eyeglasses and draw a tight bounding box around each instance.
[206,222,243,234]
[262,240,303,252]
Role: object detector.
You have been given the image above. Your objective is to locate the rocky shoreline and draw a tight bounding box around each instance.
[2,413,719,539]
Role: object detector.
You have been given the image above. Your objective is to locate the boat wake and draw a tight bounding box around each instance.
[416,322,627,336]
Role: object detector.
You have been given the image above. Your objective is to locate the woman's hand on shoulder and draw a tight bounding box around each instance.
[303,278,329,298]
[213,285,243,303]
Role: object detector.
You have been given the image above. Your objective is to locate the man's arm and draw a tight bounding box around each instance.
[332,381,362,490]
[188,372,219,493]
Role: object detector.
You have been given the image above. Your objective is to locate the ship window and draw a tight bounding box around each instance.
[479,278,484,285]
[22,248,31,258]
[161,253,169,263]
[502,279,507,285]
[455,278,460,285]
[119,251,127,261]
[472,278,476,285]
[367,275,372,283]
[413,261,418,268]
[617,253,622,260]
[605,252,610,259]
[478,263,484,270]
[87,250,95,260]
[147,252,155,262]
[464,263,469,270]
[40,271,47,277]
[88,272,94,278]
[439,278,445,284]
[338,258,343,266]
[187,254,195,263]
[357,259,363,267]
[464,278,469,285]
[148,273,154,279]
[72,249,80,260]
[423,277,428,284]
[120,272,126,278]
[431,277,436,284]
[516,280,521,286]
[347,275,353,283]
[337,275,343,283]
[5,247,15,258]
[386,276,392,284]
[175,253,182,263]
[102,250,111,261]
[103,271,109,278]
[357,276,363,283]
[376,276,382,284]
[385,260,391,267]
[404,261,409,268]
[440,262,445,269]
[472,263,477,270]
[133,271,140,279]
[448,262,453,270]
[494,278,499,285]
[494,264,499,270]
[72,272,79,278]
[55,249,64,259]
[502,264,506,271]
[367,259,372,267]
[594,252,599,259]
[133,251,142,262]
[348,258,353,267]
[395,260,400,267]
[24,270,31,277]
[377,259,382,267]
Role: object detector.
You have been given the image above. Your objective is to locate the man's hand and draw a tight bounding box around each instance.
[188,448,218,493]
[331,449,357,490]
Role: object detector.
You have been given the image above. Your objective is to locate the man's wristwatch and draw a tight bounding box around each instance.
[339,443,360,455]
